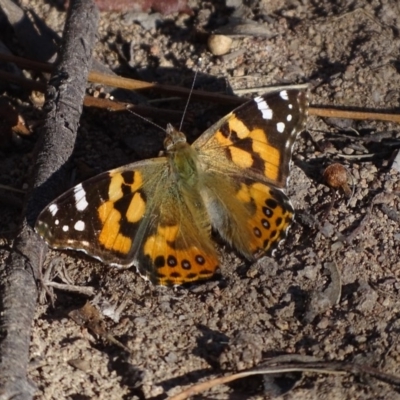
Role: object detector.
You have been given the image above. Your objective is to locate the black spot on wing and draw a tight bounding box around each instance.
[234,137,253,150]
[261,219,270,229]
[121,183,132,196]
[155,255,165,268]
[263,206,273,217]
[220,122,231,139]
[195,255,205,265]
[110,189,147,237]
[181,260,191,270]
[167,255,178,267]
[265,198,278,209]
[254,227,262,238]
[200,268,216,276]
[122,170,134,185]
[249,153,266,173]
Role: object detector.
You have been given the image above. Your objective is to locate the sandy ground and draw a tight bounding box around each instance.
[2,0,400,399]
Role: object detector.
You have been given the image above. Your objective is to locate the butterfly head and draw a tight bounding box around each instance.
[164,123,187,152]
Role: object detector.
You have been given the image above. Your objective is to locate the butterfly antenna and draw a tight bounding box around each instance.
[126,107,166,133]
[179,58,202,131]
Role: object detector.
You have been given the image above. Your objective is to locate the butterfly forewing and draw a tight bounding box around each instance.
[35,160,162,264]
[194,88,308,188]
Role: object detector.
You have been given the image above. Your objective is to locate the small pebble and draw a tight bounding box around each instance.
[323,163,351,196]
[208,34,233,56]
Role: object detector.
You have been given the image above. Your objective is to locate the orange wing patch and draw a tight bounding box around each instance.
[215,130,233,147]
[143,225,218,285]
[237,182,293,254]
[97,170,145,255]
[108,170,143,201]
[249,128,281,181]
[98,201,132,254]
[214,114,281,181]
[126,192,146,223]
[227,115,250,139]
[229,146,254,169]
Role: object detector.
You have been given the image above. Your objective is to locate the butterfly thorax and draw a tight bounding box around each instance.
[165,124,200,186]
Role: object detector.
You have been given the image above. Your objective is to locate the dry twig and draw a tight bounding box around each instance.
[0,1,99,397]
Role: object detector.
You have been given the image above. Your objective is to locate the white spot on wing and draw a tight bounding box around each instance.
[280,90,289,101]
[287,114,292,121]
[255,96,273,119]
[276,122,285,133]
[288,104,293,109]
[74,184,89,212]
[74,220,85,231]
[62,225,69,232]
[49,204,58,216]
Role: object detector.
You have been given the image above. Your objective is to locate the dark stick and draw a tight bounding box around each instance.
[0,1,99,398]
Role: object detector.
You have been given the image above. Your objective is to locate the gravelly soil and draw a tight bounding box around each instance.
[2,0,400,399]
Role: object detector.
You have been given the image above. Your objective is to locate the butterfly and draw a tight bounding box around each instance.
[35,86,308,285]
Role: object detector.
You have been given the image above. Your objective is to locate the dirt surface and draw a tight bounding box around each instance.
[2,0,400,399]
